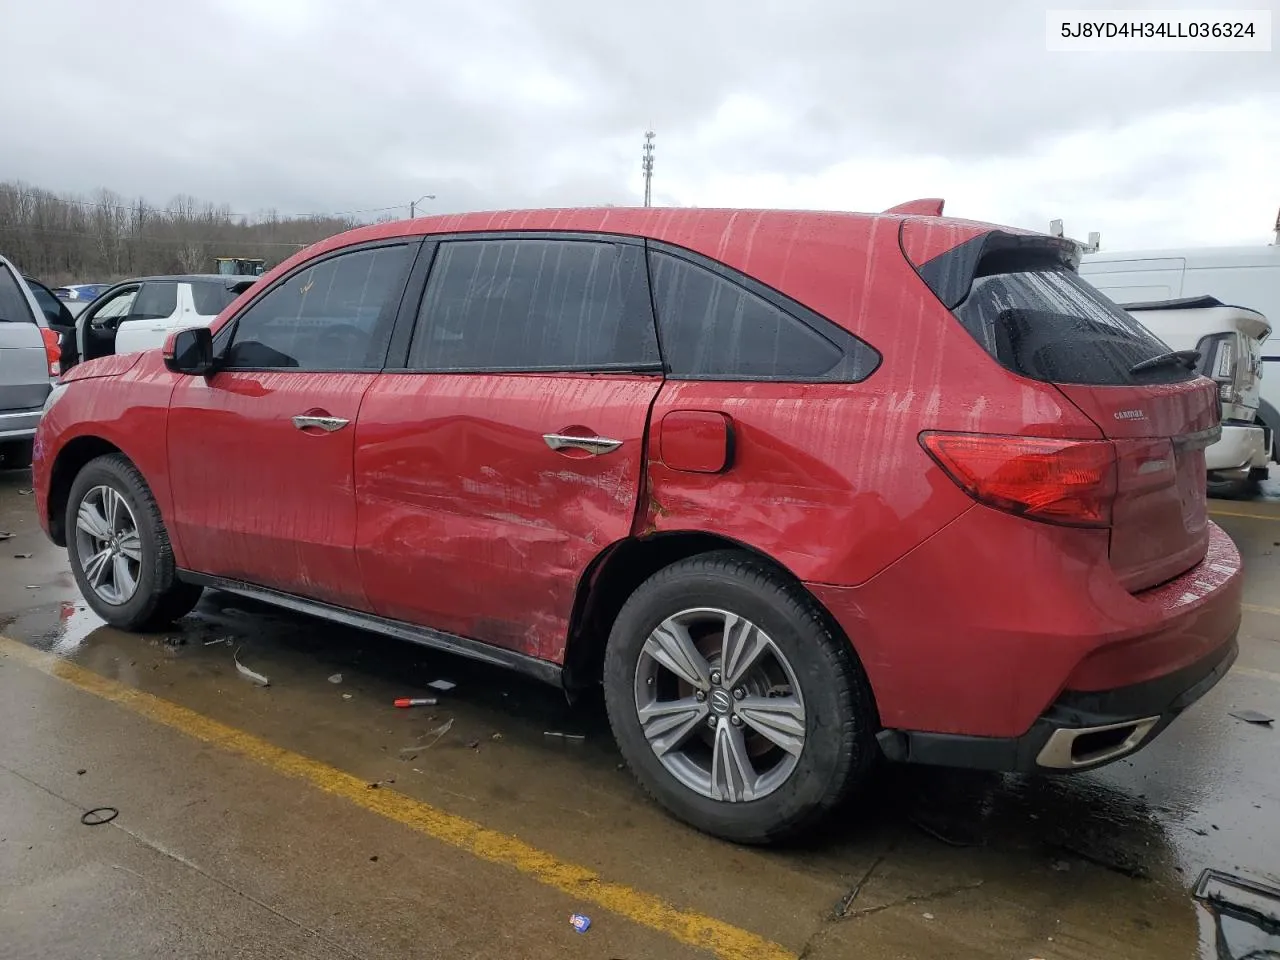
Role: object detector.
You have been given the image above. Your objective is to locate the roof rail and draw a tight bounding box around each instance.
[884,198,945,216]
[1049,219,1100,254]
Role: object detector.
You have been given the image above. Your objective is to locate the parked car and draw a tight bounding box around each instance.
[1081,243,1280,464]
[75,274,256,364]
[53,283,111,304]
[1118,296,1269,492]
[0,256,60,467]
[33,207,1243,843]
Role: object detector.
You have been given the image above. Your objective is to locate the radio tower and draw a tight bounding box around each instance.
[642,130,655,207]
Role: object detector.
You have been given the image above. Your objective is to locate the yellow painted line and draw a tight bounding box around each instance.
[1209,508,1280,522]
[1243,603,1280,618]
[1237,666,1280,685]
[0,637,792,960]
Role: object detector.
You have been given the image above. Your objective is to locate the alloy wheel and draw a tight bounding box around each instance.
[74,485,142,606]
[633,607,806,802]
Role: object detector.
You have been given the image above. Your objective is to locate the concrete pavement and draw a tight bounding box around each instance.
[2,465,1278,959]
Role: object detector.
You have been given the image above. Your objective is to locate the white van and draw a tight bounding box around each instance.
[1117,296,1269,483]
[1080,245,1279,464]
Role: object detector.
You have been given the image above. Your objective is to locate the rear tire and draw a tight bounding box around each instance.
[603,551,877,844]
[66,453,202,630]
[0,439,34,470]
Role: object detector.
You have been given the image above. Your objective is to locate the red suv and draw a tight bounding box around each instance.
[33,205,1242,843]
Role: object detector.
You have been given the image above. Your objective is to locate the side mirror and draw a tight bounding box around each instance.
[163,327,216,376]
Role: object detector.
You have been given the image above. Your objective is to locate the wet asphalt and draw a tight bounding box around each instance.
[0,465,1277,960]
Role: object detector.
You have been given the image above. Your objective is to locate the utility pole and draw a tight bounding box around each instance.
[409,194,436,219]
[642,130,655,207]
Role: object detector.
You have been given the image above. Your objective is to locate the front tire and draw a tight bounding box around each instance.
[66,453,202,630]
[603,551,877,844]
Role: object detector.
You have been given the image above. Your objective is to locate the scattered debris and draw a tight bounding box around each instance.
[13,553,31,559]
[1229,709,1274,726]
[393,697,437,708]
[569,914,591,934]
[233,648,270,687]
[203,638,230,646]
[369,855,378,862]
[1050,860,1072,872]
[342,693,353,700]
[76,769,86,776]
[328,673,343,684]
[0,532,12,540]
[367,778,395,790]
[922,912,935,920]
[408,718,454,750]
[491,732,503,741]
[80,807,118,826]
[16,488,32,496]
[427,679,456,692]
[909,814,980,848]
[24,585,39,590]
[543,731,586,745]
[466,739,480,749]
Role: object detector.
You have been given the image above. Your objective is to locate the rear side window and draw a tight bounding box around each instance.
[648,250,879,381]
[225,244,412,370]
[409,239,659,372]
[190,280,239,316]
[0,267,35,324]
[131,281,178,320]
[953,263,1193,385]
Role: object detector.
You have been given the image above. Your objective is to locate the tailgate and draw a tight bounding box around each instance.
[0,329,52,413]
[1058,379,1219,592]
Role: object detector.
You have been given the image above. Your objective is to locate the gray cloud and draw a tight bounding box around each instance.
[1,0,1276,245]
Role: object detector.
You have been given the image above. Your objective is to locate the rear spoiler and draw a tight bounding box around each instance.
[907,229,1081,310]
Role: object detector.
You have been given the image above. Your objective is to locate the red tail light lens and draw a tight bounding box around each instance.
[921,432,1117,527]
[39,327,61,377]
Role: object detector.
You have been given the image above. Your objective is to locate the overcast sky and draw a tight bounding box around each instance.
[3,0,1277,249]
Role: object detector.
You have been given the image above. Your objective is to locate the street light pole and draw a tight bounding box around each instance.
[409,194,436,218]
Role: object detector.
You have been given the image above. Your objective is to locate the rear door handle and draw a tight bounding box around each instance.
[543,433,623,455]
[292,415,350,433]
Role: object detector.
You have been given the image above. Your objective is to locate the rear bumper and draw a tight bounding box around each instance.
[875,632,1238,772]
[1206,422,1267,475]
[0,407,42,442]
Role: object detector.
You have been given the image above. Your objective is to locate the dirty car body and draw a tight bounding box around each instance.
[33,206,1243,843]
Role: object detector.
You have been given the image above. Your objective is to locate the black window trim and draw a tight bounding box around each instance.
[212,237,423,374]
[386,231,664,376]
[645,240,883,383]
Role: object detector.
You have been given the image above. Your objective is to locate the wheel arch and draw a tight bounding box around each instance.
[562,531,863,695]
[46,436,126,546]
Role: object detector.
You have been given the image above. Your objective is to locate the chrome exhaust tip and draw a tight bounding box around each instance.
[1036,716,1160,769]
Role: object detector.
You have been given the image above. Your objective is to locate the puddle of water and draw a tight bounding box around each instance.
[1194,868,1280,959]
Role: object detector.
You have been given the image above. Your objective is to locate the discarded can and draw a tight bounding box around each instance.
[394,697,438,708]
[569,913,591,933]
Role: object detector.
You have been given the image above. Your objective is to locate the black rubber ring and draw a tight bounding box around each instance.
[80,807,119,826]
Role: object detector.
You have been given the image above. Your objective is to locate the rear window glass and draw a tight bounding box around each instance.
[0,267,35,324]
[953,264,1194,385]
[191,280,239,316]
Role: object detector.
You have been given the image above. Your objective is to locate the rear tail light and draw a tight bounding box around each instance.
[920,432,1117,527]
[1196,332,1240,404]
[39,327,61,377]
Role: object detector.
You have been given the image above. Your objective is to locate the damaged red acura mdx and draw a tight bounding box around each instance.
[33,201,1241,843]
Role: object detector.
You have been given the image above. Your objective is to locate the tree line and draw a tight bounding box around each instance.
[0,180,381,285]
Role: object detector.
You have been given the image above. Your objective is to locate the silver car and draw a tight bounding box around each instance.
[0,255,56,468]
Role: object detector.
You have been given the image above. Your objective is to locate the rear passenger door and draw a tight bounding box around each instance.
[114,280,180,354]
[354,235,663,661]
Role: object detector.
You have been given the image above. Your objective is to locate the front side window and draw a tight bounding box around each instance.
[225,244,412,370]
[408,238,659,372]
[648,250,879,381]
[130,281,178,321]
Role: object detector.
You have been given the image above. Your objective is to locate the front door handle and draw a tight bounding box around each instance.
[543,433,623,455]
[292,415,350,433]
